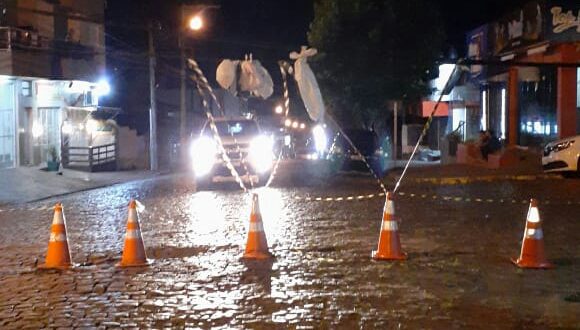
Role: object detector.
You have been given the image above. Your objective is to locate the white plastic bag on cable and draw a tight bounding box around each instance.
[239,54,260,93]
[216,59,239,95]
[290,46,325,122]
[238,54,274,99]
[252,60,273,99]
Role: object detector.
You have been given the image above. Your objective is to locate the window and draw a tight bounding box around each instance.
[21,80,31,97]
[85,90,93,106]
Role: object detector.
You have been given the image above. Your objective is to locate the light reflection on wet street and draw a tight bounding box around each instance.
[0,165,579,328]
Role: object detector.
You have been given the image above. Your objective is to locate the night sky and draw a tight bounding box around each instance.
[103,0,532,127]
[105,0,532,61]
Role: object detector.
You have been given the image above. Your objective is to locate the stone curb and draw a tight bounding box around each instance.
[396,174,561,185]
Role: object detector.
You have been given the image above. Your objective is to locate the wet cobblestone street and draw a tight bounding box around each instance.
[0,164,579,329]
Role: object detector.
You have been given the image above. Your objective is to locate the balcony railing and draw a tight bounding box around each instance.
[62,143,118,172]
[0,27,98,59]
[0,27,48,50]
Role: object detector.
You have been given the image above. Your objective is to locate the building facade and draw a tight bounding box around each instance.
[0,0,106,169]
[466,0,580,147]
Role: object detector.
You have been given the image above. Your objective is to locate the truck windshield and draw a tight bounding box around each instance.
[214,120,259,137]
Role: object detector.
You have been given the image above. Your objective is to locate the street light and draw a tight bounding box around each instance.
[180,7,215,144]
[275,105,283,114]
[188,15,203,31]
[95,78,111,97]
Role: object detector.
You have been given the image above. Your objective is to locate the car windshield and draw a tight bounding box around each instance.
[213,120,259,137]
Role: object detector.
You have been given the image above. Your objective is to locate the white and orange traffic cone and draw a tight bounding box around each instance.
[118,200,149,267]
[242,194,272,259]
[40,203,72,269]
[512,199,553,269]
[372,192,406,261]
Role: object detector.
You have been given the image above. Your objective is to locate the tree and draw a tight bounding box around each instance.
[308,0,445,128]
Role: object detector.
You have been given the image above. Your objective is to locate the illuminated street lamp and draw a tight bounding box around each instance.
[95,78,111,96]
[275,105,283,114]
[178,6,218,166]
[188,15,203,31]
[284,118,292,127]
[292,121,299,129]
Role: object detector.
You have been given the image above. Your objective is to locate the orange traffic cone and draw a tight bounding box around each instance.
[242,194,272,259]
[372,192,406,260]
[512,199,553,269]
[40,203,72,269]
[118,200,149,267]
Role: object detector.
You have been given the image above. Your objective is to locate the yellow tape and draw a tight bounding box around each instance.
[288,190,580,207]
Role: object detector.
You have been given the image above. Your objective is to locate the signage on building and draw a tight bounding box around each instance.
[466,25,489,82]
[546,1,580,41]
[469,1,580,63]
[490,1,545,56]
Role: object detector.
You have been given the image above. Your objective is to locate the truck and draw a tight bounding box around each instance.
[189,116,275,188]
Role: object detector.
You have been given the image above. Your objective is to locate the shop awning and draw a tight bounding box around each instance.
[422,101,449,117]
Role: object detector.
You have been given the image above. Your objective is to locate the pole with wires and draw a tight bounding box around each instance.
[393,61,464,193]
[148,22,158,171]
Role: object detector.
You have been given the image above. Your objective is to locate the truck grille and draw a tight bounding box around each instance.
[223,144,249,160]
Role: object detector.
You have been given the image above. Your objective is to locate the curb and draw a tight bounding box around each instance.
[391,173,561,185]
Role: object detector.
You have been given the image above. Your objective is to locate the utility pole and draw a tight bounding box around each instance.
[180,45,187,142]
[393,101,398,161]
[148,22,158,171]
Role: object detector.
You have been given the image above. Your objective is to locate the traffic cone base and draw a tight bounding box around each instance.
[372,192,406,261]
[118,200,150,267]
[511,257,553,269]
[116,260,150,267]
[243,250,272,260]
[40,203,73,269]
[372,252,407,261]
[242,194,272,260]
[512,199,553,269]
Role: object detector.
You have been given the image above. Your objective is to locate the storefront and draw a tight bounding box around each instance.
[466,0,580,147]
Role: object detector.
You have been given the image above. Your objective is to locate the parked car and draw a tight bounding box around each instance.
[190,116,275,188]
[542,135,579,177]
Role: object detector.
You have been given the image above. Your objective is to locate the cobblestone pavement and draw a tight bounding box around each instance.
[0,165,579,329]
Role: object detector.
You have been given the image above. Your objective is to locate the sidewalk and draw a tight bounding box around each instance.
[0,166,163,205]
[0,156,552,206]
[384,156,554,185]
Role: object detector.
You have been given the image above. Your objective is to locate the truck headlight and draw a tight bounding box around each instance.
[191,136,217,177]
[249,135,274,173]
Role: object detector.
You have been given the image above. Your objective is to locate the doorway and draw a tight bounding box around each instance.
[35,107,62,164]
[0,83,16,169]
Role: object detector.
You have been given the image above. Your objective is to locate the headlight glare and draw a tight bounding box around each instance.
[249,135,274,173]
[191,136,217,177]
[313,125,328,153]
